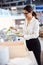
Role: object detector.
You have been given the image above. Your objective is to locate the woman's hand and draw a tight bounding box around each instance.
[17,34,24,37]
[10,27,17,31]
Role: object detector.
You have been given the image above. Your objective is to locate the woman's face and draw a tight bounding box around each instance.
[23,10,32,20]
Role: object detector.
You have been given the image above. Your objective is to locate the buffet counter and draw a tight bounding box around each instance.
[0,41,38,65]
[0,41,24,46]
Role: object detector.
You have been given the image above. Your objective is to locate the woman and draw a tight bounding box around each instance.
[23,5,41,65]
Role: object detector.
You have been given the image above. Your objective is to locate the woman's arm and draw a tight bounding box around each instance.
[10,26,17,31]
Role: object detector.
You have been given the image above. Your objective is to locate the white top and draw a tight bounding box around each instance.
[23,17,39,40]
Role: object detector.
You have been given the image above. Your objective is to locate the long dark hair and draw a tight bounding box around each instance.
[32,11,38,19]
[23,5,33,13]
